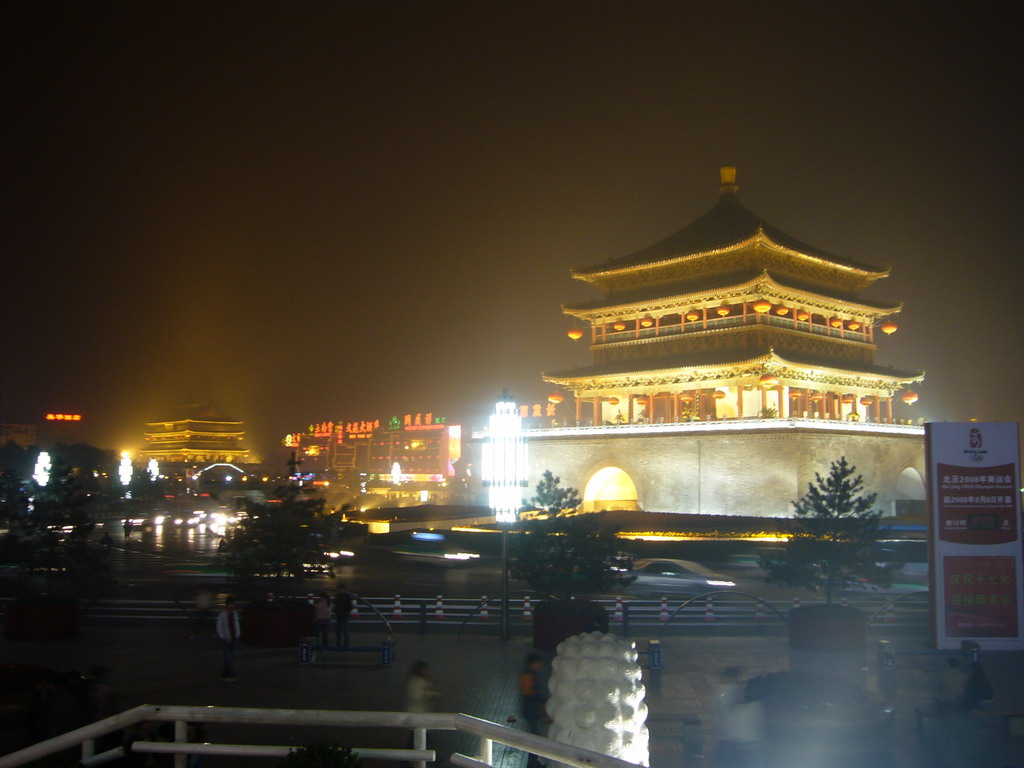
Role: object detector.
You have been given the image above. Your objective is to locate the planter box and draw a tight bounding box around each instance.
[4,598,80,641]
[241,602,315,647]
[532,599,609,651]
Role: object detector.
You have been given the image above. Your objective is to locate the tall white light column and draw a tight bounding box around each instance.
[482,390,528,641]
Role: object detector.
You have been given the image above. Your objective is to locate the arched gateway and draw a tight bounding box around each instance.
[582,466,640,513]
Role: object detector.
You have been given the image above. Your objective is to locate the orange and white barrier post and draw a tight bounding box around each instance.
[434,595,444,618]
[705,596,715,622]
[522,595,533,621]
[755,601,765,622]
[480,596,489,621]
[350,596,360,618]
[791,597,801,611]
[659,596,669,622]
[266,592,274,603]
[392,594,402,618]
[614,597,624,622]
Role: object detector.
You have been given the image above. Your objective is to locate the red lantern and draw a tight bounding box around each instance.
[859,396,873,406]
[607,397,620,406]
[713,390,726,400]
[612,321,626,331]
[809,392,823,402]
[716,305,730,317]
[548,393,564,404]
[848,321,861,330]
[759,373,779,388]
[841,394,855,404]
[680,393,694,403]
[796,310,810,321]
[901,390,919,404]
[752,299,772,313]
[685,311,700,321]
[830,318,843,328]
[567,328,584,340]
[776,306,789,316]
[640,316,654,328]
[881,321,898,335]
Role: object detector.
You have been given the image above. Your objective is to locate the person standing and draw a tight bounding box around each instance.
[334,584,354,648]
[519,654,549,768]
[963,660,993,712]
[216,596,241,682]
[314,592,331,646]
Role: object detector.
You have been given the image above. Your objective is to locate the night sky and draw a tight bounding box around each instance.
[6,1,1022,456]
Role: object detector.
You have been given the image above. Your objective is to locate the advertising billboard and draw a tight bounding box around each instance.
[926,422,1023,649]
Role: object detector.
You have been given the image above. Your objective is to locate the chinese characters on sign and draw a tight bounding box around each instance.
[927,422,1023,650]
[45,413,82,421]
[943,556,1018,637]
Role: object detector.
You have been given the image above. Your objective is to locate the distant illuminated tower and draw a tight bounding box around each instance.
[483,390,528,522]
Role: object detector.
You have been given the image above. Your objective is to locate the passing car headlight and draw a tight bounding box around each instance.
[443,552,480,560]
[707,579,736,587]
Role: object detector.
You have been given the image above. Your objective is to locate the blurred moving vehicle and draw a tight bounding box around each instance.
[624,558,735,597]
[393,531,480,564]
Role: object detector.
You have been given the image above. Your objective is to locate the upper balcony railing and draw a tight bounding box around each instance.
[595,312,871,345]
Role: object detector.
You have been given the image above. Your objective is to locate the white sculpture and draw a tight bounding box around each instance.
[547,631,649,766]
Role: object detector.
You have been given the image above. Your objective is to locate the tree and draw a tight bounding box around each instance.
[0,459,110,593]
[511,471,628,600]
[220,456,333,585]
[762,456,896,602]
[531,470,581,515]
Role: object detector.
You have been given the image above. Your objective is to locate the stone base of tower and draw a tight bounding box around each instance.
[523,420,925,517]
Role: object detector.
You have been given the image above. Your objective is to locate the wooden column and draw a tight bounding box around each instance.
[760,386,767,416]
[886,396,893,424]
[777,387,784,417]
[672,392,679,422]
[628,395,634,423]
[575,397,582,425]
[593,397,601,425]
[736,386,743,418]
[696,389,704,420]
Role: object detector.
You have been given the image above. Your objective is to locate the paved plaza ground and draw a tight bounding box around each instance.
[2,618,1023,768]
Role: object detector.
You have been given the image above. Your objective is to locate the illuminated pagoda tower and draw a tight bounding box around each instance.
[141,403,251,468]
[530,168,926,517]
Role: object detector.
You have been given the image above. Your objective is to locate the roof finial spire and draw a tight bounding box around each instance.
[719,166,738,196]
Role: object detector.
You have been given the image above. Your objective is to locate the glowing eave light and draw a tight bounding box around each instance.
[489,416,925,439]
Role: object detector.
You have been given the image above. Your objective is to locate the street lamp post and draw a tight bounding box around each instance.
[482,390,527,642]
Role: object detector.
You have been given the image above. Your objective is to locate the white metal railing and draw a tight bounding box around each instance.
[0,593,930,629]
[0,704,642,768]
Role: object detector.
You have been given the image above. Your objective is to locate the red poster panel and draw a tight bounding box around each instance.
[943,556,1018,637]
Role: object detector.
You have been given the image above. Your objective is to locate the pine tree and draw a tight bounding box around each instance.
[763,457,895,603]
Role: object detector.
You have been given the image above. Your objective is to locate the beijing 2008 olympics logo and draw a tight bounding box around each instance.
[964,427,987,462]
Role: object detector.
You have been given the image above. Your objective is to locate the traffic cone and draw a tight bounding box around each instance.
[392,594,402,618]
[307,592,315,605]
[350,596,360,618]
[266,592,274,603]
[613,597,624,622]
[705,596,715,622]
[522,595,533,621]
[660,596,669,622]
[480,596,489,621]
[434,595,444,618]
[755,601,765,622]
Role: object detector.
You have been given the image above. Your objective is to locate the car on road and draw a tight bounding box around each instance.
[392,531,481,564]
[623,558,735,597]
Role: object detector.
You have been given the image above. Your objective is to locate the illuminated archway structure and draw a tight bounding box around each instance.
[512,169,927,517]
[582,466,640,513]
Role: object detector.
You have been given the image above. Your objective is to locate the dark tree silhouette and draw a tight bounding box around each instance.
[762,456,896,602]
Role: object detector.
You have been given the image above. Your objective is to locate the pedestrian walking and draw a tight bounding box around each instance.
[519,653,549,768]
[403,660,438,766]
[123,519,133,539]
[315,592,331,646]
[334,584,354,648]
[216,596,241,682]
[963,660,993,712]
